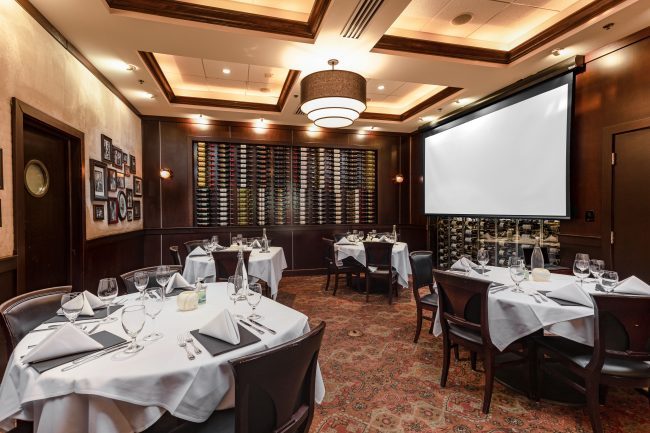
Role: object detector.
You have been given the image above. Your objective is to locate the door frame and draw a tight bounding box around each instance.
[601,116,650,269]
[11,98,85,294]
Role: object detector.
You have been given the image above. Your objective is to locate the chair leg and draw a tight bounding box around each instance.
[585,380,603,433]
[453,345,460,361]
[414,307,423,343]
[482,352,496,414]
[441,336,451,387]
[470,351,477,371]
[365,275,370,303]
[324,269,331,291]
[528,341,539,401]
[388,279,393,305]
[333,272,339,296]
[598,385,608,405]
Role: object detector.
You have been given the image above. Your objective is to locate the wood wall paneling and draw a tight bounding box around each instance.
[84,231,144,292]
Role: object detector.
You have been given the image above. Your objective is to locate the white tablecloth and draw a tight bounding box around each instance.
[335,242,412,288]
[433,266,595,351]
[0,284,324,433]
[183,247,287,297]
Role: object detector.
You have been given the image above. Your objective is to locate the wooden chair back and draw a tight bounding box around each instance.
[409,251,434,303]
[212,250,252,281]
[230,322,326,433]
[184,240,205,255]
[120,265,182,294]
[332,233,347,242]
[169,246,182,267]
[362,242,392,270]
[322,238,334,267]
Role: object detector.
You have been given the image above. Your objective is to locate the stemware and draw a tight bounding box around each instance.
[134,271,149,300]
[97,278,119,323]
[573,259,590,286]
[155,265,171,297]
[211,235,219,248]
[601,271,619,293]
[575,253,590,262]
[61,293,84,326]
[358,231,365,241]
[121,304,146,353]
[227,275,244,319]
[236,234,243,246]
[247,283,263,320]
[508,257,526,293]
[590,259,605,283]
[143,287,164,341]
[477,249,490,274]
[202,238,213,261]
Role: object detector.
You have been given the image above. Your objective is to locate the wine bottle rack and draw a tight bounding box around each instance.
[435,217,561,268]
[193,142,377,226]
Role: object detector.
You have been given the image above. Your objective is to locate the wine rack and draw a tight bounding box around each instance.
[435,217,561,268]
[193,142,376,226]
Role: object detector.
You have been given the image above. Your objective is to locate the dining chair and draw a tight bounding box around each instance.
[322,237,363,295]
[212,250,252,282]
[0,285,72,356]
[184,239,206,255]
[433,270,533,414]
[534,293,650,433]
[120,265,182,294]
[169,246,183,268]
[166,321,326,433]
[362,242,398,304]
[332,233,348,242]
[409,251,437,343]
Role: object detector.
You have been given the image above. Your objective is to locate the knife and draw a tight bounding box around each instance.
[249,319,277,335]
[239,320,264,335]
[62,342,129,371]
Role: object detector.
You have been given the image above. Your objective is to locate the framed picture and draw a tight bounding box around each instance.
[93,204,105,221]
[134,176,142,196]
[127,210,133,222]
[123,152,130,176]
[116,172,125,189]
[133,200,141,220]
[101,135,112,163]
[107,197,118,224]
[118,191,128,221]
[112,145,123,168]
[126,188,133,208]
[108,169,117,192]
[130,155,136,174]
[90,159,107,201]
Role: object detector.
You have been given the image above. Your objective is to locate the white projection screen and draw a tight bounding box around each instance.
[424,73,573,218]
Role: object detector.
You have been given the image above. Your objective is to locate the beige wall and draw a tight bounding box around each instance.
[0,0,142,258]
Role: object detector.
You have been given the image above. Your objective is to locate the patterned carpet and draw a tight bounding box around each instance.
[277,275,650,433]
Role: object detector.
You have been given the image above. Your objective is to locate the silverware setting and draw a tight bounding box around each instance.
[184,333,202,355]
[61,342,129,372]
[489,285,512,294]
[528,294,541,304]
[249,319,276,335]
[177,335,195,360]
[239,320,264,335]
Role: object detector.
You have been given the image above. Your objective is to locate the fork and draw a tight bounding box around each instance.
[528,294,541,304]
[177,335,195,360]
[185,333,202,355]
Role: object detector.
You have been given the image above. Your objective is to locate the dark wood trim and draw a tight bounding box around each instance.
[600,116,650,269]
[11,98,86,295]
[85,230,144,247]
[106,0,331,40]
[0,256,17,274]
[586,26,650,63]
[362,86,464,122]
[373,0,625,64]
[139,51,300,113]
[14,0,140,116]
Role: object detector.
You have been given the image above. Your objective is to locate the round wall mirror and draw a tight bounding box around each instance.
[24,159,50,198]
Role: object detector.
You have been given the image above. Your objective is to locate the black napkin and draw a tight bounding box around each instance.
[29,331,127,374]
[45,304,125,324]
[538,290,585,307]
[190,324,260,357]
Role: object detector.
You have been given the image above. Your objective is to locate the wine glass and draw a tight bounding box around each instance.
[247,283,263,320]
[236,234,243,246]
[227,275,244,319]
[477,249,490,274]
[121,305,145,354]
[155,265,171,296]
[134,271,149,300]
[202,238,213,261]
[575,253,590,262]
[97,278,119,323]
[358,231,365,241]
[601,271,619,293]
[61,293,84,326]
[573,259,590,287]
[590,259,605,282]
[211,235,219,248]
[143,287,164,341]
[508,257,526,293]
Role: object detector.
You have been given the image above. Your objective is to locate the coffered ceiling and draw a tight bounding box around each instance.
[25,0,650,132]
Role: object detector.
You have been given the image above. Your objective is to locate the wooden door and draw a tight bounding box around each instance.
[23,122,71,290]
[612,126,650,281]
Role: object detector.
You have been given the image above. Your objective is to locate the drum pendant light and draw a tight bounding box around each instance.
[300,59,366,128]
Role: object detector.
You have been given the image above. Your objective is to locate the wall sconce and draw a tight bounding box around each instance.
[160,168,173,179]
[394,173,404,184]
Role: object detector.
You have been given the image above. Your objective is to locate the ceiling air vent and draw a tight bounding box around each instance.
[341,0,384,39]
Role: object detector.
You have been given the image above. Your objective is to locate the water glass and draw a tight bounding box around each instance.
[508,257,526,293]
[155,265,171,295]
[247,283,263,320]
[97,278,119,323]
[202,239,213,261]
[590,259,605,282]
[61,293,84,325]
[134,271,149,300]
[573,259,590,286]
[575,253,590,262]
[236,234,243,246]
[477,249,490,274]
[121,304,145,354]
[227,275,244,319]
[358,231,365,241]
[143,287,164,341]
[211,235,219,248]
[601,271,619,293]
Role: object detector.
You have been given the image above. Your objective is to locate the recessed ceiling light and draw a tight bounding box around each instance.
[365,126,375,130]
[222,68,231,75]
[260,87,270,93]
[451,13,473,26]
[126,64,137,72]
[551,48,566,56]
[422,116,434,122]
[377,84,385,91]
[455,99,465,104]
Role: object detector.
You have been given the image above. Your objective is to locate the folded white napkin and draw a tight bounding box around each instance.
[336,237,355,245]
[451,257,479,272]
[165,272,191,294]
[189,246,208,257]
[615,276,650,295]
[23,323,103,363]
[57,291,105,316]
[251,239,262,248]
[547,282,593,307]
[199,309,240,344]
[377,235,390,242]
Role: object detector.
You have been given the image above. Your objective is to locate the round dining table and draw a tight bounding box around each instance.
[335,241,412,288]
[0,284,324,433]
